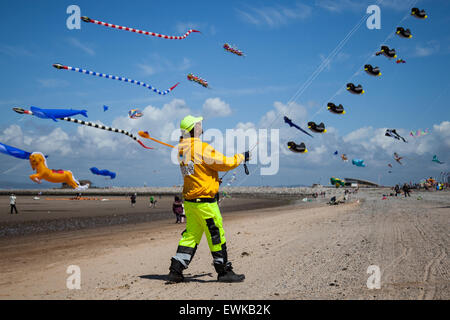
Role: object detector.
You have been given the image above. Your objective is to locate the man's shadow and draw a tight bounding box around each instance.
[139,272,216,284]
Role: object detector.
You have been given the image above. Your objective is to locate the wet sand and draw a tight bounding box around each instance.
[0,195,295,237]
[0,189,448,300]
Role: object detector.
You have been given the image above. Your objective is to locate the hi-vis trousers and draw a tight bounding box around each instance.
[172,201,228,269]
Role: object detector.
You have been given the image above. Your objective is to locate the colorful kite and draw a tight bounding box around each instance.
[81,16,200,40]
[409,129,429,137]
[432,155,444,164]
[0,142,32,160]
[29,152,88,190]
[394,152,404,165]
[287,141,308,153]
[396,59,406,64]
[330,177,345,187]
[13,107,87,122]
[327,103,346,114]
[308,122,327,133]
[364,64,381,76]
[385,129,407,143]
[346,83,364,95]
[90,167,116,179]
[128,109,143,119]
[388,163,393,168]
[53,63,179,95]
[341,154,348,162]
[411,8,427,19]
[187,73,208,88]
[60,118,153,149]
[223,43,244,57]
[375,46,397,59]
[396,27,412,39]
[352,159,366,167]
[138,131,175,148]
[283,116,313,138]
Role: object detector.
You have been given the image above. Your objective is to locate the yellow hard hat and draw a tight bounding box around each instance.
[180,115,203,133]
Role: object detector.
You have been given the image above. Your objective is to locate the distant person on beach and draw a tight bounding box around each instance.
[394,184,400,196]
[172,196,184,224]
[9,194,18,214]
[402,184,411,197]
[149,196,157,208]
[167,115,249,283]
[130,193,137,207]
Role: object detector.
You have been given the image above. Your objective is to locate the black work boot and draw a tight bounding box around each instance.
[167,258,185,283]
[215,262,245,283]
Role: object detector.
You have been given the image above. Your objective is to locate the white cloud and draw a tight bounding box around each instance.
[37,78,70,88]
[236,2,312,27]
[67,37,95,56]
[202,98,232,118]
[413,40,440,57]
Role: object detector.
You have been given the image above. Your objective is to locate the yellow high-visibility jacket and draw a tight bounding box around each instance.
[178,137,244,200]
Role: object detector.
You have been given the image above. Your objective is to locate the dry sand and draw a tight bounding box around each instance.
[0,189,448,300]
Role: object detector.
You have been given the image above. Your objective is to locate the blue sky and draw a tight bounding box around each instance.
[0,0,449,188]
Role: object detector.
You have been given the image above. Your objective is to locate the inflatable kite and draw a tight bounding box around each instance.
[223,43,244,57]
[29,152,88,190]
[187,73,208,88]
[410,129,429,137]
[341,154,348,162]
[327,103,346,114]
[128,109,143,119]
[396,27,412,39]
[346,83,364,95]
[364,64,381,77]
[385,129,407,143]
[0,142,32,160]
[138,131,175,148]
[308,122,327,133]
[330,177,345,188]
[90,167,116,179]
[53,63,179,95]
[81,16,200,40]
[432,155,444,164]
[396,59,406,64]
[13,107,88,122]
[352,159,366,167]
[283,116,313,138]
[287,141,308,153]
[411,8,427,19]
[60,118,153,149]
[394,152,404,165]
[375,46,397,59]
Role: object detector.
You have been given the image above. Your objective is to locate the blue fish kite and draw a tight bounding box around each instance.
[352,159,366,167]
[90,167,116,179]
[13,106,88,122]
[0,142,32,160]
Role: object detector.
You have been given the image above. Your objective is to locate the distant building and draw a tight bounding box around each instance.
[343,178,379,188]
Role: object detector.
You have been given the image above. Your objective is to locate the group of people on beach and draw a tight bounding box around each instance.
[129,193,186,223]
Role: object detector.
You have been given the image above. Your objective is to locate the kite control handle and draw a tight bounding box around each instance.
[243,151,250,175]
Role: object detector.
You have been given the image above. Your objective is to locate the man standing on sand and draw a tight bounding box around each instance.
[10,194,18,214]
[167,115,250,283]
[130,193,137,207]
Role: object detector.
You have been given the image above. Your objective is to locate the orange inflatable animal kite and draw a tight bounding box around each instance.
[29,152,88,190]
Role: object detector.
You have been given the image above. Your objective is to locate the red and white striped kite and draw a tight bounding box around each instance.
[81,16,200,40]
